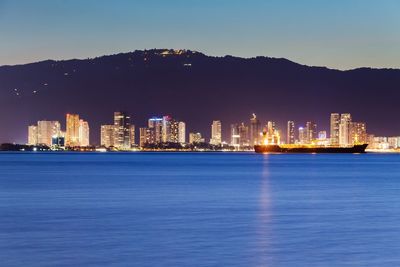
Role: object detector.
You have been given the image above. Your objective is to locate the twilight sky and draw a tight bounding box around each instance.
[0,0,399,69]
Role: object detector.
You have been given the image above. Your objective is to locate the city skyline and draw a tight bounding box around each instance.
[22,110,400,151]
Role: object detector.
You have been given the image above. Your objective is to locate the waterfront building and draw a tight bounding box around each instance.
[114,111,131,150]
[264,121,280,145]
[298,127,307,144]
[388,137,400,149]
[210,120,222,145]
[238,123,249,147]
[330,113,340,146]
[250,113,261,145]
[162,115,172,142]
[230,124,240,150]
[372,136,389,150]
[189,132,204,144]
[170,120,180,143]
[148,117,163,143]
[139,127,152,147]
[287,121,295,144]
[178,121,186,144]
[367,134,375,149]
[79,119,90,147]
[350,122,367,145]
[100,125,115,148]
[306,121,317,143]
[339,113,352,147]
[267,121,276,136]
[130,125,135,146]
[66,114,80,147]
[37,120,61,147]
[28,125,38,145]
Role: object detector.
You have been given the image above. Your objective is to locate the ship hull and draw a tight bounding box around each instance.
[254,144,368,153]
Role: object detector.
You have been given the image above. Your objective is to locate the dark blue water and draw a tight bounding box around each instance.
[1,152,400,266]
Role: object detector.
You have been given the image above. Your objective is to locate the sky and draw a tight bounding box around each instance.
[0,0,399,69]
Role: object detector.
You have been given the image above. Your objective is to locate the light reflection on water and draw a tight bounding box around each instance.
[0,152,400,266]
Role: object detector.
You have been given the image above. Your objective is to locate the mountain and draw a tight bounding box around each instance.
[1,49,399,144]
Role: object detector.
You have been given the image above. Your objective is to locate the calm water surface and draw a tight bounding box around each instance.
[1,152,400,266]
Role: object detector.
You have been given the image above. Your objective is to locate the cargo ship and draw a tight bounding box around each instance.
[254,144,368,153]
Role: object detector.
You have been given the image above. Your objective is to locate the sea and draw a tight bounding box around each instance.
[1,152,400,266]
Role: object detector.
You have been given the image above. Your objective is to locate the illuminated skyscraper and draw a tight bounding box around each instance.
[28,125,38,145]
[148,117,163,143]
[162,115,172,142]
[114,112,131,150]
[250,113,261,145]
[287,121,295,144]
[298,127,307,144]
[100,125,115,148]
[66,114,80,147]
[267,121,276,136]
[230,124,240,150]
[37,120,61,147]
[238,123,249,147]
[130,125,136,146]
[210,120,222,145]
[306,121,317,143]
[79,120,90,147]
[339,113,352,147]
[170,120,180,143]
[178,121,186,144]
[350,122,367,145]
[264,121,280,145]
[139,127,151,147]
[330,113,340,146]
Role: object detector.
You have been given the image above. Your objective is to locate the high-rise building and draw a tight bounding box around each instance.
[287,121,295,144]
[162,115,172,142]
[250,113,261,145]
[230,124,240,150]
[178,121,186,144]
[267,121,276,136]
[189,132,204,144]
[79,120,90,147]
[148,117,163,143]
[100,125,115,148]
[330,113,340,146]
[28,125,38,145]
[238,123,249,147]
[130,125,135,146]
[388,137,400,149]
[350,122,367,145]
[66,114,80,147]
[339,113,352,147]
[264,121,280,145]
[114,112,131,150]
[210,120,222,145]
[306,121,317,143]
[169,120,180,143]
[139,127,151,147]
[298,127,307,144]
[37,121,61,147]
